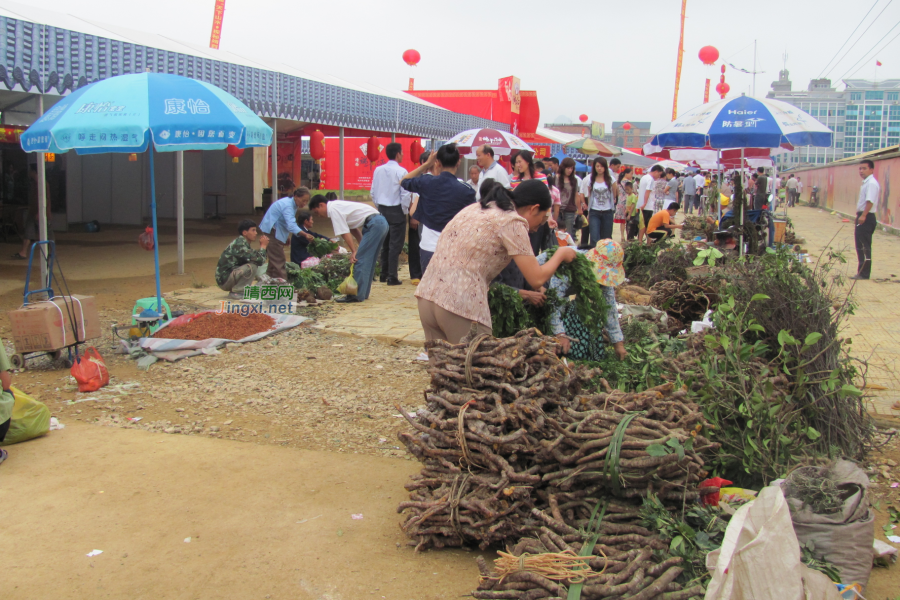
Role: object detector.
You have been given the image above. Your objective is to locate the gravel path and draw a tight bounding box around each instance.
[11,306,432,459]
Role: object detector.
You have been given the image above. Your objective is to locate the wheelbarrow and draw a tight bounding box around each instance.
[9,241,86,370]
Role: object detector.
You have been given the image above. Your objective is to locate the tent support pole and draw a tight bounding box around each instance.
[339,127,345,198]
[176,150,184,274]
[391,133,396,143]
[271,119,278,197]
[36,95,49,290]
[149,147,163,315]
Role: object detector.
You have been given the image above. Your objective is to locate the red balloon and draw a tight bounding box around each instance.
[409,139,423,164]
[622,122,632,131]
[366,136,381,163]
[310,130,325,160]
[402,49,421,66]
[579,114,588,123]
[698,45,719,65]
[226,144,244,158]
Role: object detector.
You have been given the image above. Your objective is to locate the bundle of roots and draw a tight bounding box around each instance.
[649,278,720,324]
[473,509,705,600]
[397,327,718,551]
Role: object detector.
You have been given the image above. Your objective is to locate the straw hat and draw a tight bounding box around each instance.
[584,240,625,287]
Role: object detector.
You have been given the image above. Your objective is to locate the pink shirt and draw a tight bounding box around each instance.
[415,203,534,327]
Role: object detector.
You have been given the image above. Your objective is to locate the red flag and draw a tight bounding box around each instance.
[876,60,883,66]
[209,0,226,49]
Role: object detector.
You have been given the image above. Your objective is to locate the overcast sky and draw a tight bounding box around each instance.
[25,0,900,132]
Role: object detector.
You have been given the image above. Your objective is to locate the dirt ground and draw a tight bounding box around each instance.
[1,213,899,598]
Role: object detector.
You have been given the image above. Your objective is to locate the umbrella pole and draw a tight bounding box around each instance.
[717,150,722,228]
[149,146,163,317]
[739,148,745,257]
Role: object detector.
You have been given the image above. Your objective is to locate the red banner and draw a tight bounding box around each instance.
[530,145,551,159]
[209,0,226,49]
[0,126,24,144]
[322,137,416,191]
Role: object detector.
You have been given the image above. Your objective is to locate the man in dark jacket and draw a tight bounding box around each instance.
[290,208,332,265]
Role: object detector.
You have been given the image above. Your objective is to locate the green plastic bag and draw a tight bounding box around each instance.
[0,386,51,446]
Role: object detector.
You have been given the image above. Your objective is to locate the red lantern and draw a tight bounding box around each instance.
[366,136,381,163]
[698,46,719,65]
[402,49,421,66]
[409,139,423,164]
[622,122,632,131]
[310,130,325,160]
[226,144,244,163]
[716,82,730,97]
[579,114,588,123]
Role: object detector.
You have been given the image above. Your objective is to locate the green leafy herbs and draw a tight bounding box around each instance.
[639,494,730,584]
[308,238,339,258]
[694,248,723,267]
[488,284,532,338]
[285,261,326,293]
[311,255,352,291]
[545,247,610,339]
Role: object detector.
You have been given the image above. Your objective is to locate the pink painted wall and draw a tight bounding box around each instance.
[794,155,898,230]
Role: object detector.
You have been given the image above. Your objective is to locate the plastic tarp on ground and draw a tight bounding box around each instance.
[138,311,308,361]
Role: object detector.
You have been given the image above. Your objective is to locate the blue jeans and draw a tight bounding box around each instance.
[588,209,614,248]
[419,248,434,275]
[353,214,389,301]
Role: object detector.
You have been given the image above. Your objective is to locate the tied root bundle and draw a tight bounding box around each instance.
[397,327,719,552]
[473,509,705,600]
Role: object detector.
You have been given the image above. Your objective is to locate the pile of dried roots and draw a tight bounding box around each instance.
[397,327,718,552]
[649,277,720,324]
[473,509,704,600]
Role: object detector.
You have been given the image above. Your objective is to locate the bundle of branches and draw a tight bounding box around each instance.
[474,508,704,600]
[680,216,715,241]
[783,466,845,514]
[722,246,871,464]
[645,247,697,287]
[397,328,717,551]
[649,276,720,324]
[623,243,665,288]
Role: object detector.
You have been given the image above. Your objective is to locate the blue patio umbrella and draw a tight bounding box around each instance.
[21,73,273,315]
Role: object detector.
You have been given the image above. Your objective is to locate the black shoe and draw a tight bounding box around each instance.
[849,274,869,280]
[336,295,361,303]
[379,275,387,283]
[386,277,402,286]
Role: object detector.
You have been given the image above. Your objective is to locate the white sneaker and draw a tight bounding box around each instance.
[415,352,429,362]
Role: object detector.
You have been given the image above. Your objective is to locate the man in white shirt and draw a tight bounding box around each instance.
[853,160,880,280]
[637,165,664,243]
[465,165,481,191]
[786,175,798,207]
[370,142,412,286]
[796,177,803,205]
[309,196,388,302]
[475,145,511,200]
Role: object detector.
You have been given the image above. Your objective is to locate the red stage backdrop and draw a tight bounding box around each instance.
[321,137,417,191]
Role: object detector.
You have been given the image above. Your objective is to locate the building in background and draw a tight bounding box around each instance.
[609,122,652,150]
[767,70,900,168]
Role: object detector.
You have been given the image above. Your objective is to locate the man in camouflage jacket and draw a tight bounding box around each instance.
[216,220,269,299]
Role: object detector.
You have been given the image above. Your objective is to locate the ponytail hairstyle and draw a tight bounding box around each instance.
[478,179,500,204]
[617,167,633,184]
[482,178,552,212]
[514,150,536,180]
[590,157,613,193]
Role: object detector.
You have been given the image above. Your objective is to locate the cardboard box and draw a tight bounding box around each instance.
[9,295,101,354]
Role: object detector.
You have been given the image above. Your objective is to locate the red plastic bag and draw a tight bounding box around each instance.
[71,347,110,392]
[138,226,154,250]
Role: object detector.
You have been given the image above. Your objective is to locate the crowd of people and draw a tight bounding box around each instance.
[211,144,883,360]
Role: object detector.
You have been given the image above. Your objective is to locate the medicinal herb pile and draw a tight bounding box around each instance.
[153,313,274,341]
[544,247,610,338]
[307,238,338,258]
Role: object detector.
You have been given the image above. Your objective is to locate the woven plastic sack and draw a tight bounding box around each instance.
[0,386,51,446]
[300,256,321,269]
[337,265,358,296]
[71,346,110,392]
[705,486,842,600]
